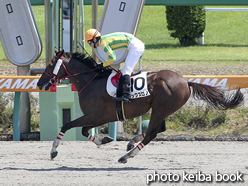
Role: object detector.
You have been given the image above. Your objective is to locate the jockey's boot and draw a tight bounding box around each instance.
[122,83,131,102]
[113,75,131,103]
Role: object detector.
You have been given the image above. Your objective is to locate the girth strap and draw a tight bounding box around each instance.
[116,101,126,121]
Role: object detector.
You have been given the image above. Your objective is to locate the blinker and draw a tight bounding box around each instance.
[53,59,63,75]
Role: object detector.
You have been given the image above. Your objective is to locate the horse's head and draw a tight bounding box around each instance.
[38,48,113,91]
[37,49,65,91]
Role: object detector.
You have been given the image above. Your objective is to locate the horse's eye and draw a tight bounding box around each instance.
[49,58,56,66]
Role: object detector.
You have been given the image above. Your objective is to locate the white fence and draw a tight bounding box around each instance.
[198,8,248,44]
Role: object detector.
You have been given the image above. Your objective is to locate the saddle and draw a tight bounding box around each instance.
[111,70,142,88]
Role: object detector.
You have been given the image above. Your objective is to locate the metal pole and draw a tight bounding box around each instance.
[17,66,31,134]
[79,0,85,52]
[109,122,116,141]
[69,0,73,52]
[60,0,63,51]
[92,0,98,63]
[13,92,21,141]
[92,0,98,29]
[45,0,52,65]
[73,0,78,52]
[54,0,60,50]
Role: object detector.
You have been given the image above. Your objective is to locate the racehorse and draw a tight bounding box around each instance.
[37,49,244,163]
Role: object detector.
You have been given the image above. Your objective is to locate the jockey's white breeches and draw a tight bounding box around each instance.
[122,37,145,76]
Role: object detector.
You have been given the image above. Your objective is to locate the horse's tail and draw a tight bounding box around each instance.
[188,81,244,110]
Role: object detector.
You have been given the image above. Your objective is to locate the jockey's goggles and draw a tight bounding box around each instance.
[87,40,93,45]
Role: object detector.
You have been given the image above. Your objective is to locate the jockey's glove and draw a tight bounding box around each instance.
[96,63,104,70]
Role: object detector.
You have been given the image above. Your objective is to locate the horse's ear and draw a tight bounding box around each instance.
[54,47,58,54]
[57,50,64,58]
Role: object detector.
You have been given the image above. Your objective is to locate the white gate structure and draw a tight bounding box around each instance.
[0,0,42,140]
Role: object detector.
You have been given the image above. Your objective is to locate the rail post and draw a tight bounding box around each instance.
[13,92,22,141]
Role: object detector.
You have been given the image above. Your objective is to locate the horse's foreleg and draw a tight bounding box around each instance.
[51,132,64,159]
[50,124,71,159]
[50,115,97,159]
[82,127,113,146]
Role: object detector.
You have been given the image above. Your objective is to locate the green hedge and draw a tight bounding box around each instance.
[166,6,206,46]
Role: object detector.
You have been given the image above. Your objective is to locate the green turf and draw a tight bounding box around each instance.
[0,5,248,65]
[137,6,248,64]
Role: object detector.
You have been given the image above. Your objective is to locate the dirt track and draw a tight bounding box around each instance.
[0,141,247,186]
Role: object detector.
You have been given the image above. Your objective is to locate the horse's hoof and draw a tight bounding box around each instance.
[102,136,114,144]
[104,136,113,143]
[51,151,58,160]
[127,143,134,151]
[118,157,127,164]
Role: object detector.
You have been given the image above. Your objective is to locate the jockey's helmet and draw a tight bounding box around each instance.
[85,29,101,41]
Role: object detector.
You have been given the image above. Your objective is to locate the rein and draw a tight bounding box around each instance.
[78,72,99,95]
[43,56,99,94]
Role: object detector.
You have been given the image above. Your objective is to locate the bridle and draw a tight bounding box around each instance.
[43,55,99,95]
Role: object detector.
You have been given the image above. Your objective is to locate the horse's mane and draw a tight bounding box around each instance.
[63,51,113,78]
[71,52,97,68]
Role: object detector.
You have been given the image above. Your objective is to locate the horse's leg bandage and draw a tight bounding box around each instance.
[127,132,147,151]
[129,142,145,157]
[51,132,64,156]
[56,132,64,140]
[134,132,147,142]
[136,142,145,151]
[88,134,102,145]
[119,142,145,163]
[52,132,64,148]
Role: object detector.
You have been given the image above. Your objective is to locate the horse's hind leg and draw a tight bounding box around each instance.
[81,127,114,145]
[126,120,166,151]
[118,127,159,163]
[126,132,146,151]
[119,102,174,164]
[158,120,166,133]
[119,118,162,163]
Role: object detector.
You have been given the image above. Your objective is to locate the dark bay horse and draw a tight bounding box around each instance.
[37,49,244,163]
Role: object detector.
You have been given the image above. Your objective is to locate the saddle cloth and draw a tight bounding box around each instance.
[106,71,150,99]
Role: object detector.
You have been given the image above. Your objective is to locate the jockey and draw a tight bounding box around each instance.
[84,28,145,103]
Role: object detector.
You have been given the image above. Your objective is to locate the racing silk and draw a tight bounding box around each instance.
[100,32,134,67]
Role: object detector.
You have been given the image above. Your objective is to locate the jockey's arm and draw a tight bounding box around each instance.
[101,44,116,67]
[103,57,115,67]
